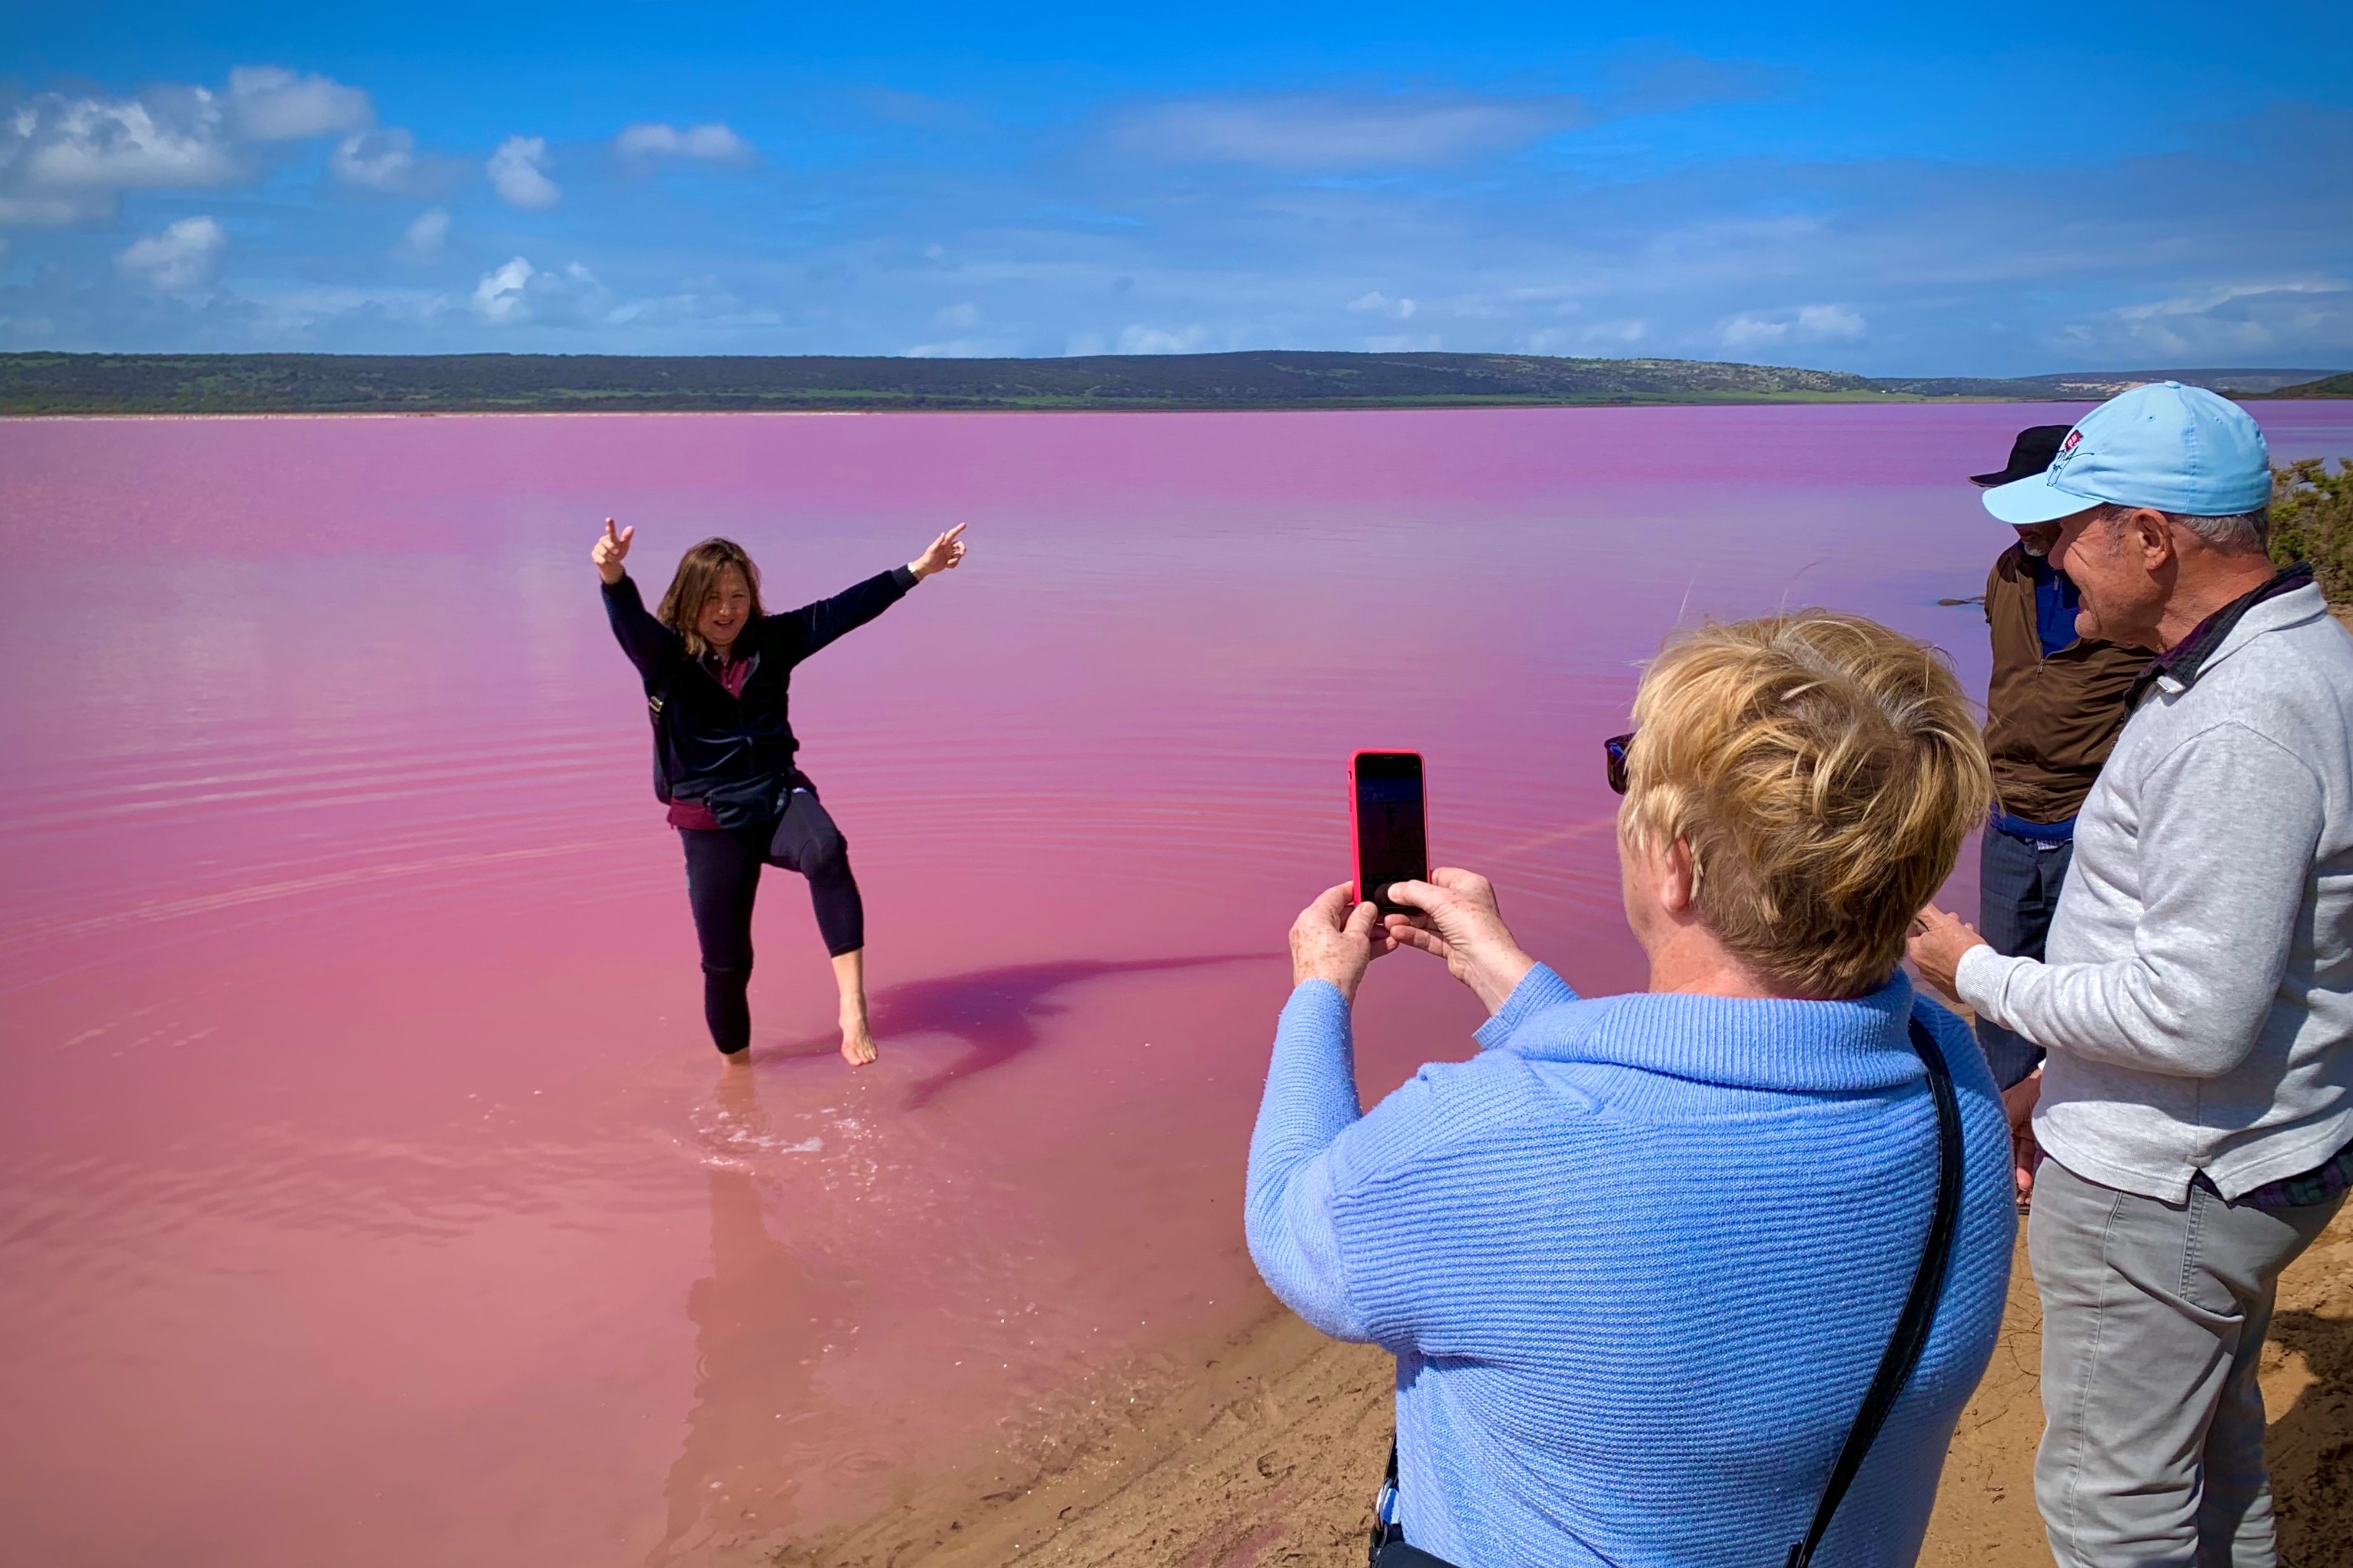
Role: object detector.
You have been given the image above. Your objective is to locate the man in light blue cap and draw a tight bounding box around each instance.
[1965,424,2151,1113]
[1911,381,2352,1567]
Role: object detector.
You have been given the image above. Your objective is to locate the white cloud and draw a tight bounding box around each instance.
[904,338,1006,358]
[1348,290,1417,320]
[1115,93,1580,171]
[1,89,237,222]
[933,301,979,329]
[1064,332,1107,356]
[613,122,752,163]
[487,136,559,209]
[116,215,227,295]
[604,278,780,329]
[397,207,449,259]
[2068,278,2351,359]
[0,70,374,225]
[231,281,455,337]
[1118,323,1209,354]
[471,255,606,324]
[473,256,536,322]
[332,128,416,191]
[0,191,89,226]
[1720,316,1790,348]
[1795,304,1866,339]
[226,67,371,142]
[1720,303,1867,351]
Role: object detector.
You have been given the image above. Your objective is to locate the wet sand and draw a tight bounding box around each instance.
[776,1206,2353,1567]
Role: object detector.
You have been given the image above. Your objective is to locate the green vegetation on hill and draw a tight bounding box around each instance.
[2272,459,2353,604]
[0,351,1896,415]
[2271,372,2353,398]
[0,351,2343,417]
[1878,368,2340,398]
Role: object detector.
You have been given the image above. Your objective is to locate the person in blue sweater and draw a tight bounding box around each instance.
[1246,612,2017,1567]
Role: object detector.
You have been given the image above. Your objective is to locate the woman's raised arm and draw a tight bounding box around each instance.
[595,518,678,681]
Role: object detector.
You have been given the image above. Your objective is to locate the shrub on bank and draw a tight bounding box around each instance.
[2271,458,2353,604]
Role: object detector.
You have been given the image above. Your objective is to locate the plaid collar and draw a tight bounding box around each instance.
[2125,562,2315,709]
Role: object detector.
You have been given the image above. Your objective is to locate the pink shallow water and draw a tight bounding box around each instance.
[3,402,2350,1566]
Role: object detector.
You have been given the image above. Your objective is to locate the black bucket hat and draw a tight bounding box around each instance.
[1971,424,2075,488]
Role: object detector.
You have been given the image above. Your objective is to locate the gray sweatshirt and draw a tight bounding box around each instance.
[1958,580,2353,1202]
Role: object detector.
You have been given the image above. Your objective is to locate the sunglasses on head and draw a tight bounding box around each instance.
[1604,732,1635,795]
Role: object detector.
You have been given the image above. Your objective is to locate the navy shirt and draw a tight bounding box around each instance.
[2028,552,2080,660]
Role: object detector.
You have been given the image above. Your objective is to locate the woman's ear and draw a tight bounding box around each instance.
[1658,838,1698,915]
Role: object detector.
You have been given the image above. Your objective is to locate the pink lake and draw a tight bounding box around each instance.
[4,402,2350,1566]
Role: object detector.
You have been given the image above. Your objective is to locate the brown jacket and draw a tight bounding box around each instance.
[1983,544,2150,824]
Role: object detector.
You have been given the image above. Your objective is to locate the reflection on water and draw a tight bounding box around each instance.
[655,1067,851,1566]
[4,403,2351,1567]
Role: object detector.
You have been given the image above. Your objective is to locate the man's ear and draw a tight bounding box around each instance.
[2122,506,2176,569]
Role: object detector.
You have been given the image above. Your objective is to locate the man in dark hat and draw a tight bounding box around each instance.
[1968,424,2151,1173]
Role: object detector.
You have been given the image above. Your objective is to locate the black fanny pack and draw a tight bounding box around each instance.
[1368,1013,1963,1568]
[643,685,804,831]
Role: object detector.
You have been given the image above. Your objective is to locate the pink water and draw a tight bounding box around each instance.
[5,403,2349,1566]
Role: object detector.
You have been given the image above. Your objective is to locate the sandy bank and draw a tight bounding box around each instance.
[780,1206,2352,1568]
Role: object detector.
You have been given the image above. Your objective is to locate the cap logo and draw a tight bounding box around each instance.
[2049,427,2084,484]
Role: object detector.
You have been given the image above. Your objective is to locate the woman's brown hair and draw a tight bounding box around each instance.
[657,538,767,659]
[1618,612,1993,999]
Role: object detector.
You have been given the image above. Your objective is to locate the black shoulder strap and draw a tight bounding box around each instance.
[1785,1013,1964,1568]
[642,679,675,805]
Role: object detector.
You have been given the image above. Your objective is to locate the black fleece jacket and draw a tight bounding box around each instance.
[602,565,915,828]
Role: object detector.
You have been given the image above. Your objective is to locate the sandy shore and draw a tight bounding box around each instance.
[779,1203,2352,1568]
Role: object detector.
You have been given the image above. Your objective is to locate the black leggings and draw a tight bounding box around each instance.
[679,785,865,1055]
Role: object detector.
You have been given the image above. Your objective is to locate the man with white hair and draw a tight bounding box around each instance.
[1911,381,2351,1568]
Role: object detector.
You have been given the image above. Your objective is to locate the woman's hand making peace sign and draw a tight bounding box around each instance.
[591,517,635,585]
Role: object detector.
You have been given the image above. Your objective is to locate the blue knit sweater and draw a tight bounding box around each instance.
[1246,965,2014,1568]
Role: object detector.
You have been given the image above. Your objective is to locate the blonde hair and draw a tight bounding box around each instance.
[1618,613,1991,999]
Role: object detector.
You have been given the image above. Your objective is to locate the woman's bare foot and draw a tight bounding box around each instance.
[839,1017,878,1067]
[831,948,877,1066]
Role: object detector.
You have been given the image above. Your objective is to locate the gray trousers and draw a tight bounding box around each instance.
[2029,1157,2344,1566]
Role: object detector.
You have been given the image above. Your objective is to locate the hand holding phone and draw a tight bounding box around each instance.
[1350,750,1427,915]
[1380,867,1536,1017]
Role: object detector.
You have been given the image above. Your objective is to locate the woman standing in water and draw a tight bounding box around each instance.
[594,517,968,1064]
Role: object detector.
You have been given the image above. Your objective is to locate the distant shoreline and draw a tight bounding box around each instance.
[16,397,2353,426]
[2,349,2343,417]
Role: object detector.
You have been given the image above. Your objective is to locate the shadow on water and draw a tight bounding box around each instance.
[651,1068,853,1567]
[2264,1306,2353,1568]
[760,953,1270,1110]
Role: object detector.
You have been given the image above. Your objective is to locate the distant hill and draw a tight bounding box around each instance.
[2267,371,2353,398]
[1874,368,2344,398]
[1,351,2346,415]
[0,350,1885,414]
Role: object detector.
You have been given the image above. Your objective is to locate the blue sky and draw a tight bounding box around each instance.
[3,1,2349,373]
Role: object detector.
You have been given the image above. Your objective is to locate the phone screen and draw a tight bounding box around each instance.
[1353,751,1427,914]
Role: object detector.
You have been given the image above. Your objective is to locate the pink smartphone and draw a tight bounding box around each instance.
[1349,750,1427,915]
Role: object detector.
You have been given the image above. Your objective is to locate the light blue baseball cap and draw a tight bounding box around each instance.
[1982,380,2272,526]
